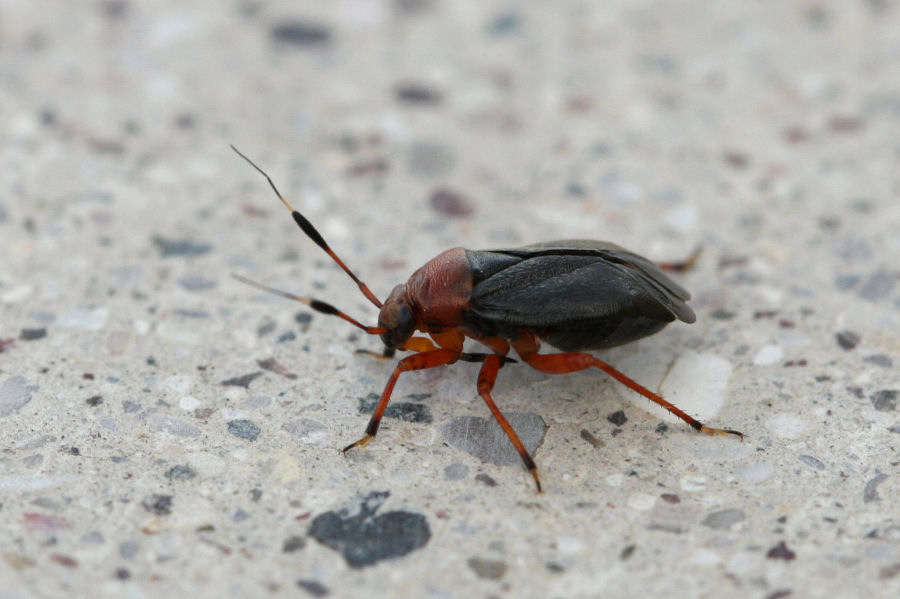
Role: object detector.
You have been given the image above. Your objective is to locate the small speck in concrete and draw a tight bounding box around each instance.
[220,372,262,388]
[835,330,860,350]
[475,473,498,487]
[798,455,826,470]
[429,188,473,218]
[467,556,507,580]
[607,410,627,426]
[870,390,897,412]
[271,21,331,47]
[443,462,469,481]
[142,495,172,515]
[149,415,201,438]
[767,541,796,560]
[283,536,306,553]
[152,235,211,257]
[863,354,893,368]
[702,509,746,529]
[296,579,329,597]
[863,472,888,503]
[858,271,896,301]
[0,376,39,417]
[20,327,46,340]
[177,275,216,291]
[227,419,260,441]
[164,465,197,480]
[580,429,604,449]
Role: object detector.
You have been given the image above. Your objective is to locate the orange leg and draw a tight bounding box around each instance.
[343,348,460,452]
[476,353,542,491]
[513,338,742,439]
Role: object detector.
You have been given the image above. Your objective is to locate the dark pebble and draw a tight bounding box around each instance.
[835,330,860,350]
[271,22,330,46]
[870,389,898,412]
[580,429,603,449]
[429,188,474,218]
[142,494,173,515]
[443,462,469,481]
[256,319,276,337]
[487,13,520,36]
[607,410,627,426]
[172,309,210,319]
[296,579,329,597]
[220,371,262,388]
[702,508,746,529]
[834,274,860,290]
[277,331,297,343]
[798,455,826,470]
[766,540,796,560]
[467,556,507,580]
[114,567,131,580]
[20,328,47,341]
[357,393,431,423]
[407,141,456,178]
[258,357,298,380]
[86,395,103,407]
[227,419,261,441]
[620,544,636,560]
[307,491,430,568]
[176,275,216,292]
[395,83,442,105]
[765,591,793,599]
[164,465,197,480]
[864,472,888,503]
[858,271,896,301]
[283,535,307,553]
[710,308,736,320]
[152,235,211,257]
[475,473,498,487]
[660,493,680,504]
[863,354,893,368]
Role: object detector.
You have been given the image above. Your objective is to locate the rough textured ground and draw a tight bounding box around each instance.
[2,1,899,598]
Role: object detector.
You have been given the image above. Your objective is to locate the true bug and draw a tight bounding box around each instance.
[231,146,742,491]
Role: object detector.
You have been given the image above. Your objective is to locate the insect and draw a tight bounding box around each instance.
[231,146,742,491]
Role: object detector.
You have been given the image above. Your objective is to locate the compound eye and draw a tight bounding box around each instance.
[394,303,414,340]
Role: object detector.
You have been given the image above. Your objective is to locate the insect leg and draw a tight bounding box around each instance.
[476,353,542,492]
[343,348,460,452]
[515,345,743,439]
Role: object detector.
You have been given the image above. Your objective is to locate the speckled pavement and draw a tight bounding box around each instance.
[2,2,900,598]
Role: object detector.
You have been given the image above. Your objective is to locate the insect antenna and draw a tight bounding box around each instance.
[231,145,383,308]
[231,273,388,335]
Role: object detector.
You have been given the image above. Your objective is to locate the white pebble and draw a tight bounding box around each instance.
[753,344,783,365]
[681,475,707,491]
[605,473,624,487]
[655,352,732,423]
[60,307,108,330]
[179,396,200,410]
[628,493,657,511]
[735,461,774,484]
[766,413,807,438]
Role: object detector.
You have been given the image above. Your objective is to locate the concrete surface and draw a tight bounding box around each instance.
[1,1,899,598]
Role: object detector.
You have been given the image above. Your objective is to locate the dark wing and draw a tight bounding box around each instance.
[463,240,696,350]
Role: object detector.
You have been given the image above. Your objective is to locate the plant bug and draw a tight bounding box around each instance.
[231,146,742,491]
